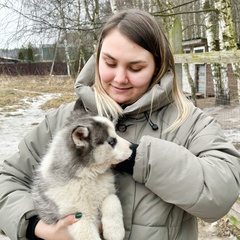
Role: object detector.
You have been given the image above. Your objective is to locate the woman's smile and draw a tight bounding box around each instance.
[111,84,132,92]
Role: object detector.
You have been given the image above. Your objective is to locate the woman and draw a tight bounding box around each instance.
[0,9,240,240]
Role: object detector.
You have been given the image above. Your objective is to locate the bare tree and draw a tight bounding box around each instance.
[0,0,102,75]
[215,0,240,102]
[214,0,232,104]
[201,0,222,102]
[201,0,239,104]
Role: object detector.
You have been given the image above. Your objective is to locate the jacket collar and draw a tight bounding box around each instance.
[74,69,174,117]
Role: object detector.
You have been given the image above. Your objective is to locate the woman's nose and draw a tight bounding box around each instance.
[114,68,128,83]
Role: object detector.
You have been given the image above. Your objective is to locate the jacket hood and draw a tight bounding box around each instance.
[75,62,174,117]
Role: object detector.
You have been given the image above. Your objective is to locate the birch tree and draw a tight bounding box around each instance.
[58,0,71,76]
[202,0,238,104]
[202,0,227,104]
[215,0,240,102]
[201,0,222,102]
[109,0,117,13]
[0,0,98,76]
[83,0,100,49]
[214,0,233,104]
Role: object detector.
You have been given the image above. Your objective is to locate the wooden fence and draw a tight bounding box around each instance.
[0,62,68,75]
[174,49,240,64]
[174,50,239,102]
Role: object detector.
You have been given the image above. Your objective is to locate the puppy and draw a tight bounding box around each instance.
[31,105,133,240]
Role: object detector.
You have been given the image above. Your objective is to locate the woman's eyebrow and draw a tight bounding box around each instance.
[102,52,147,64]
[129,60,147,64]
[102,52,115,60]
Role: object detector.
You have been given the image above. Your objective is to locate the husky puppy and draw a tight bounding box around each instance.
[31,104,133,240]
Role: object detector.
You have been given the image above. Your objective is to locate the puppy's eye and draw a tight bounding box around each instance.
[108,137,116,148]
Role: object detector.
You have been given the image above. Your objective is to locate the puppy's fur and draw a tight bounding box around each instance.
[31,105,133,240]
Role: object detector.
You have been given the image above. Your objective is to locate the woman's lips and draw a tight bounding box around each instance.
[111,85,131,92]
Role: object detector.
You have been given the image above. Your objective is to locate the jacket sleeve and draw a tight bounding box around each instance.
[133,112,240,223]
[0,102,74,240]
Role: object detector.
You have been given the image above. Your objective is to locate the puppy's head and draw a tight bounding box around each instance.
[71,115,132,172]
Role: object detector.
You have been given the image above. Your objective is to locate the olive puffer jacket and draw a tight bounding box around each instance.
[0,56,240,240]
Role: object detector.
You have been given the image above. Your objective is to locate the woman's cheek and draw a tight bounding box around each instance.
[99,68,114,83]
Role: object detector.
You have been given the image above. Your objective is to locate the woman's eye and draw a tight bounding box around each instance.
[106,62,116,68]
[130,67,141,72]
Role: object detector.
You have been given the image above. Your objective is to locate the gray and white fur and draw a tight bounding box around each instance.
[31,105,133,240]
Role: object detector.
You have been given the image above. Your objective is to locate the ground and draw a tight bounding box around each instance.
[0,76,239,239]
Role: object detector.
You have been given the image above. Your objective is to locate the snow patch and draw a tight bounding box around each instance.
[0,93,60,162]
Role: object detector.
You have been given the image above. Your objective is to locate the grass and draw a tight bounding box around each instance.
[41,94,77,110]
[0,75,77,111]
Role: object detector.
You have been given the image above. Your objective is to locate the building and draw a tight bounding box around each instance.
[181,38,238,99]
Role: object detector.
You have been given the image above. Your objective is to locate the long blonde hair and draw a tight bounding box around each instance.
[93,9,192,131]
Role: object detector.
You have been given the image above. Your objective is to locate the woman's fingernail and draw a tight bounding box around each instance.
[75,212,83,219]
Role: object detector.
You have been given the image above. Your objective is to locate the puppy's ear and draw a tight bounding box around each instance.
[71,126,90,148]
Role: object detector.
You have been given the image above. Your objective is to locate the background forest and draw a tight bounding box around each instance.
[0,0,240,104]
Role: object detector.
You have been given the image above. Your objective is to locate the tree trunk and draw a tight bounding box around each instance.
[169,18,183,87]
[183,63,197,106]
[202,0,222,101]
[109,0,117,13]
[59,1,71,76]
[214,0,234,104]
[215,0,240,102]
[231,63,240,102]
[201,0,234,105]
[50,31,61,76]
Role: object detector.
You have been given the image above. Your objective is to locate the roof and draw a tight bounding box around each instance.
[0,56,19,63]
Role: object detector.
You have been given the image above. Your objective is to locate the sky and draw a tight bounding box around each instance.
[0,0,81,51]
[0,4,53,50]
[0,3,26,49]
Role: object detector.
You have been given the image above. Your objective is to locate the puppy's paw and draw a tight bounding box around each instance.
[102,222,125,240]
[69,221,102,240]
[101,194,125,240]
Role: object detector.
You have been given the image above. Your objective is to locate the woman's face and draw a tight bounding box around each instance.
[98,29,155,105]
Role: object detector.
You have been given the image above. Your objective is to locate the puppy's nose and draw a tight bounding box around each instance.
[130,142,138,150]
[130,143,138,151]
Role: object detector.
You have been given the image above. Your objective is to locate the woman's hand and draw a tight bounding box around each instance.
[35,214,81,240]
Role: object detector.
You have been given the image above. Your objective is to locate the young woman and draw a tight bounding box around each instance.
[0,9,240,240]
